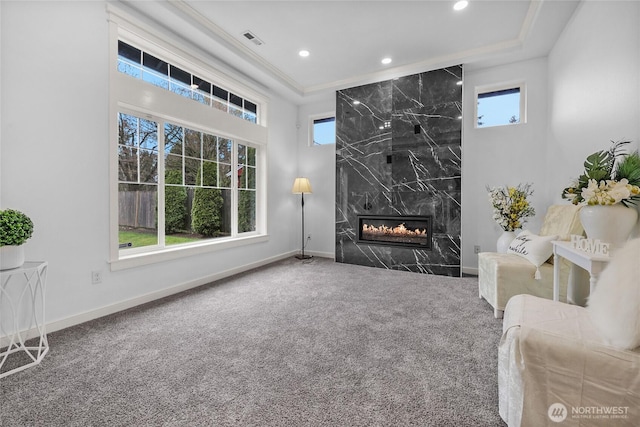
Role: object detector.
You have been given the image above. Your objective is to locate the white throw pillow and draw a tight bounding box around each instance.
[507,230,558,279]
[587,237,640,350]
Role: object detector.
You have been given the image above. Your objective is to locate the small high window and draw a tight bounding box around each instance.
[475,83,525,128]
[311,116,336,145]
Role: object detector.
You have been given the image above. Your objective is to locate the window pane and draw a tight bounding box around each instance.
[219,163,232,188]
[238,166,246,189]
[477,88,521,128]
[139,149,158,184]
[184,129,201,159]
[247,166,256,189]
[184,157,199,186]
[170,65,192,98]
[229,93,243,107]
[313,117,336,145]
[119,113,138,147]
[218,139,232,163]
[247,146,256,166]
[238,144,246,164]
[191,187,231,238]
[238,190,256,233]
[164,183,189,236]
[143,52,168,74]
[142,53,169,89]
[164,123,183,156]
[118,41,141,63]
[245,101,257,114]
[213,86,228,101]
[139,119,158,151]
[202,161,218,187]
[118,146,138,182]
[119,183,158,249]
[202,133,217,161]
[118,59,141,78]
[165,154,182,181]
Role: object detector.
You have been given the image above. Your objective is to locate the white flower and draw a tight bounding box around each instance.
[608,179,632,204]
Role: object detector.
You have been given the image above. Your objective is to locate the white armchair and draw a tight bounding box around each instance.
[498,294,640,426]
[478,204,584,318]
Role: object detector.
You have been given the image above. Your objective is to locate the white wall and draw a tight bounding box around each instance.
[0,1,298,331]
[461,58,550,271]
[295,93,337,258]
[547,0,640,235]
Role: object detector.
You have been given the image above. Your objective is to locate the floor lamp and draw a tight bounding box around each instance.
[292,177,312,260]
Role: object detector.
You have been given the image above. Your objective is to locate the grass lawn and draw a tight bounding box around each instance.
[119,230,201,248]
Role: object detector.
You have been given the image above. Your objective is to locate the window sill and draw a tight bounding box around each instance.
[110,233,269,271]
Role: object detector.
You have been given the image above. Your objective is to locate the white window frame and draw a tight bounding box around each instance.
[474,81,527,129]
[108,5,268,270]
[309,112,336,147]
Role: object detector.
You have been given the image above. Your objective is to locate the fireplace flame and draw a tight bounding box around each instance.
[362,222,427,237]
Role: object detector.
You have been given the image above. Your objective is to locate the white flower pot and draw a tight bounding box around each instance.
[497,231,516,253]
[579,204,638,249]
[0,245,25,270]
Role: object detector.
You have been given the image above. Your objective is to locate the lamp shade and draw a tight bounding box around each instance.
[292,177,312,194]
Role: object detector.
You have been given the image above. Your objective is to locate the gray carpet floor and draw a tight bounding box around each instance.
[1,257,505,426]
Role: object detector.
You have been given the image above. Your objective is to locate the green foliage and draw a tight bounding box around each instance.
[0,209,34,246]
[191,162,223,237]
[238,190,256,233]
[164,169,187,234]
[614,151,640,187]
[562,140,640,206]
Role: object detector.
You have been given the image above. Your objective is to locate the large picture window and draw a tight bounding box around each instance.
[109,9,267,268]
[117,113,259,253]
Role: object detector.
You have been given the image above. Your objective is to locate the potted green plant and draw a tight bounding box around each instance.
[0,209,34,270]
[562,140,640,247]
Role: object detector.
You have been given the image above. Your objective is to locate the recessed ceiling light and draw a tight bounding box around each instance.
[456,80,463,86]
[353,100,361,105]
[381,57,392,65]
[299,50,310,57]
[453,1,468,11]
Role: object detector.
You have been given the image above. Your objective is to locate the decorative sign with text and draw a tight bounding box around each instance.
[570,235,610,256]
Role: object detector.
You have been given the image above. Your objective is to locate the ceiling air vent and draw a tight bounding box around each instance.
[242,31,264,46]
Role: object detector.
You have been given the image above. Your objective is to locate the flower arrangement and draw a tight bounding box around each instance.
[562,140,640,207]
[0,209,34,246]
[487,183,536,232]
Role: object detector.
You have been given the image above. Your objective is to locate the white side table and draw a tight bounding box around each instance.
[552,241,609,302]
[0,261,49,378]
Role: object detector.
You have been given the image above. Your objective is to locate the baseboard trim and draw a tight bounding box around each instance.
[462,266,479,276]
[1,250,297,347]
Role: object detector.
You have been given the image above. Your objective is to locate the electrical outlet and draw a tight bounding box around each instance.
[474,245,481,254]
[91,270,103,285]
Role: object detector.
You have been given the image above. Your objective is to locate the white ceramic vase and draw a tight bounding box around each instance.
[579,204,638,249]
[0,245,25,270]
[497,230,516,253]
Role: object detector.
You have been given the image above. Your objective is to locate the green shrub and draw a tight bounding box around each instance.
[0,209,34,246]
[164,169,188,234]
[191,162,223,237]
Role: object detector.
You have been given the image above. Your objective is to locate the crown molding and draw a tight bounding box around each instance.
[165,0,545,98]
[167,0,305,97]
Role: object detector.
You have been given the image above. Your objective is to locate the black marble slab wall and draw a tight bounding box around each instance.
[335,65,462,276]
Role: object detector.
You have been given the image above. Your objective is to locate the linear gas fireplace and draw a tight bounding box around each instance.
[357,215,432,249]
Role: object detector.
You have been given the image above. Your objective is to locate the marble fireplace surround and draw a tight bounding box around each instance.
[335,65,462,276]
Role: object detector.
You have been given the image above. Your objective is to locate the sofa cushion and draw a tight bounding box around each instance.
[587,237,640,350]
[507,230,558,278]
